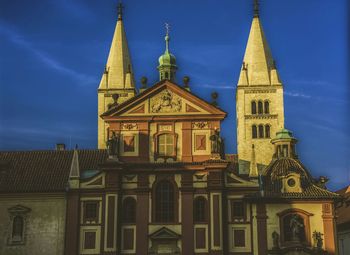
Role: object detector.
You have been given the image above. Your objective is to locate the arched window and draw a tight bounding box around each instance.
[158,134,175,157]
[12,216,24,241]
[155,180,175,222]
[122,197,136,223]
[165,72,169,79]
[258,101,263,114]
[265,125,270,138]
[258,124,264,138]
[264,101,270,114]
[252,125,257,139]
[251,101,257,114]
[194,197,207,222]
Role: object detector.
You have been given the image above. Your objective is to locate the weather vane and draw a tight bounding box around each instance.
[165,23,170,35]
[117,1,124,20]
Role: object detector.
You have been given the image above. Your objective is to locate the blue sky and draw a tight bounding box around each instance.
[0,0,349,190]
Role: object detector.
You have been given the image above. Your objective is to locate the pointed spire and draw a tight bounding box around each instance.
[237,0,282,86]
[117,1,124,20]
[98,3,135,91]
[249,144,259,178]
[68,149,80,189]
[253,0,259,17]
[158,23,177,81]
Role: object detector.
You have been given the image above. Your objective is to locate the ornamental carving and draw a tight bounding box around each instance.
[192,121,209,129]
[150,89,182,113]
[245,89,277,94]
[121,123,138,130]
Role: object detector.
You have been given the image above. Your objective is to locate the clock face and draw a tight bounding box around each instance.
[287,178,296,187]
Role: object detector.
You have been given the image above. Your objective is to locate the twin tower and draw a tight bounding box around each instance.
[97,3,285,174]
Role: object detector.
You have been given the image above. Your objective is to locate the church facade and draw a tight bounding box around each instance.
[0,2,340,255]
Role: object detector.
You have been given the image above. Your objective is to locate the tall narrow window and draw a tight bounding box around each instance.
[258,124,264,138]
[265,125,271,138]
[251,101,257,114]
[155,180,175,222]
[122,197,136,223]
[252,125,257,139]
[84,201,99,223]
[264,101,270,114]
[12,216,24,241]
[258,101,263,114]
[194,197,207,222]
[158,134,174,157]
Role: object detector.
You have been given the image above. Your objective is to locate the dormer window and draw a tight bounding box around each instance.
[281,173,302,193]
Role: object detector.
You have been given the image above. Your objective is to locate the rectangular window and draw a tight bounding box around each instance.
[158,134,174,156]
[123,135,135,152]
[231,201,244,219]
[84,231,96,249]
[233,229,245,247]
[123,228,134,250]
[195,228,206,249]
[195,135,206,150]
[84,202,99,222]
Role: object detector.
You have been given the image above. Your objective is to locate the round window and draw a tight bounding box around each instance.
[287,178,296,187]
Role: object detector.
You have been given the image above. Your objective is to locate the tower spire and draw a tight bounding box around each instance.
[157,23,177,81]
[98,2,136,149]
[117,2,124,20]
[254,0,259,17]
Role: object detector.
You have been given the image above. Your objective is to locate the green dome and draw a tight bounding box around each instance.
[274,128,294,139]
[158,52,177,66]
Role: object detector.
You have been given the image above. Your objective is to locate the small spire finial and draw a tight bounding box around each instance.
[117,1,124,20]
[164,23,170,52]
[254,0,259,17]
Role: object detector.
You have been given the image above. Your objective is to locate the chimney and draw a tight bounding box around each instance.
[56,143,66,151]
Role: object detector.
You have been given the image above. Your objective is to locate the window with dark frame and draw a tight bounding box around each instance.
[265,125,270,138]
[12,216,24,242]
[155,180,175,222]
[258,101,263,114]
[233,229,246,247]
[258,124,264,138]
[123,135,135,152]
[84,231,96,249]
[251,101,257,114]
[264,101,270,114]
[231,201,244,219]
[252,125,257,139]
[194,197,207,222]
[122,197,136,223]
[84,202,98,222]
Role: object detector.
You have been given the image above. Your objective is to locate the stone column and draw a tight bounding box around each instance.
[322,203,336,255]
[256,203,268,254]
[64,191,80,255]
[181,173,194,254]
[136,174,149,255]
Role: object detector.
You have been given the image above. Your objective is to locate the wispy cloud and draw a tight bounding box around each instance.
[289,79,331,87]
[193,83,235,90]
[0,22,98,86]
[284,91,311,99]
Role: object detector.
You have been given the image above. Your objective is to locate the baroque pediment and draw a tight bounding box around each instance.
[101,80,226,119]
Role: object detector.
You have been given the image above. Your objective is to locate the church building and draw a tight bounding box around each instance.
[0,1,340,255]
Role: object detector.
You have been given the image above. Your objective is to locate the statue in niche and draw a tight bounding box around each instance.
[272,231,280,249]
[312,231,323,250]
[107,131,119,157]
[210,128,223,155]
[289,214,304,242]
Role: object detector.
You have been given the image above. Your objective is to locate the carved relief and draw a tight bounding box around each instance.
[192,122,209,129]
[150,89,182,113]
[121,123,138,130]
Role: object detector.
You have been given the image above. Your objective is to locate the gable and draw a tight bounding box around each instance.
[102,80,226,119]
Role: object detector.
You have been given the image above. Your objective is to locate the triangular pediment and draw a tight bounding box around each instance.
[149,227,181,240]
[101,80,226,119]
[8,205,31,214]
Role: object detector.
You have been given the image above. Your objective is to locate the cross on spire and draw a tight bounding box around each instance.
[165,23,170,36]
[117,1,124,20]
[164,23,170,52]
[254,0,259,17]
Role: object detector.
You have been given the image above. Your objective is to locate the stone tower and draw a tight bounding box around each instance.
[97,3,136,149]
[157,24,177,82]
[236,0,284,174]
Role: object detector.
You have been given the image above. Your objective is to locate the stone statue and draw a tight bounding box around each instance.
[272,231,280,249]
[312,231,323,250]
[107,131,119,157]
[289,214,304,242]
[210,129,222,154]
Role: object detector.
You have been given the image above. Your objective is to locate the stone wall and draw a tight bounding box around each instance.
[0,194,66,255]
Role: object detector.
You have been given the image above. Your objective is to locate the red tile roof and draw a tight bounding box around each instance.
[0,150,108,193]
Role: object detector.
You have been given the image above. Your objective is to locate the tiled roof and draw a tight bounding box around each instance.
[0,150,108,193]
